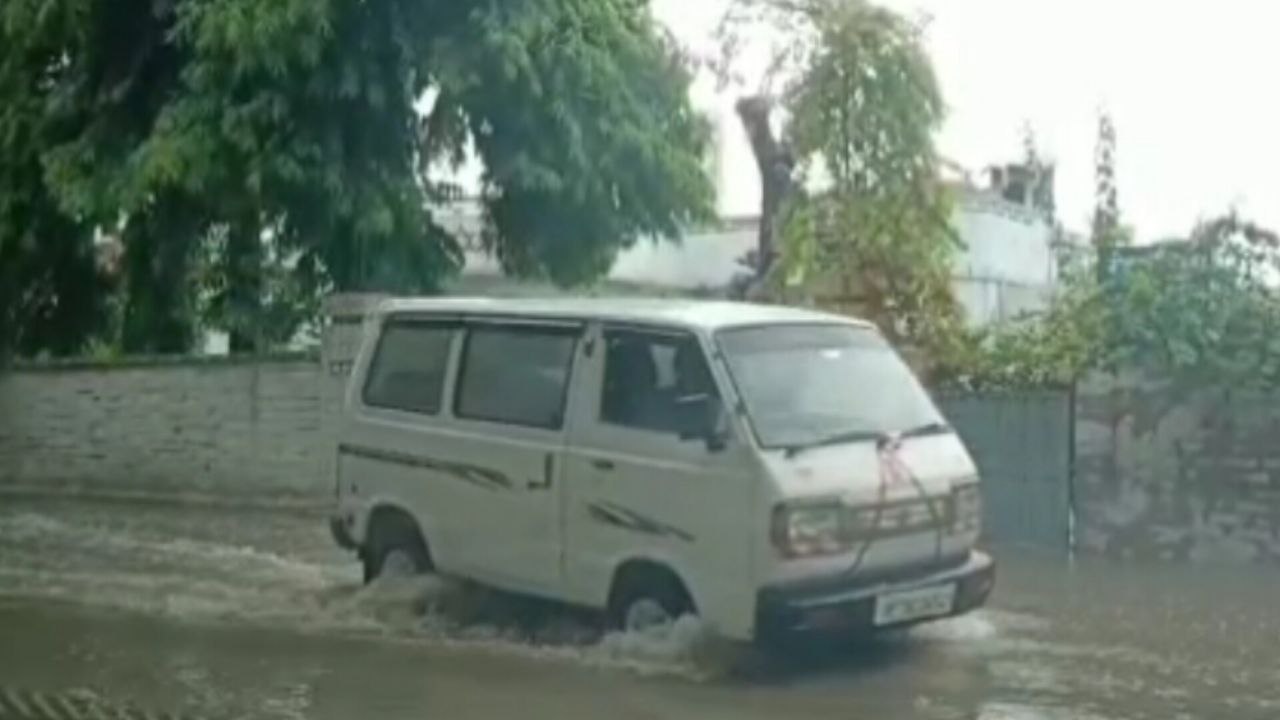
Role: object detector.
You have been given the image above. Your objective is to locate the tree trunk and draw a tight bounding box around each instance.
[121,198,198,355]
[225,216,263,354]
[735,95,796,295]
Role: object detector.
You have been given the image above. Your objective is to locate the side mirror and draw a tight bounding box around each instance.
[675,393,729,452]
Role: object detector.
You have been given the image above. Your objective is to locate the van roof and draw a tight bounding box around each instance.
[377,297,872,332]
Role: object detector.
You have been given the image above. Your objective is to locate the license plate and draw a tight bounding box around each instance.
[873,583,956,626]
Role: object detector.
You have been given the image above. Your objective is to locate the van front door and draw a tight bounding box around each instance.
[562,325,756,637]
[446,321,580,594]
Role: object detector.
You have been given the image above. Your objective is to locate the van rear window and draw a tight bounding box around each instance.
[362,321,455,414]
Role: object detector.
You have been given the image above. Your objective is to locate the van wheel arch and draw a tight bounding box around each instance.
[362,504,433,582]
[607,560,697,631]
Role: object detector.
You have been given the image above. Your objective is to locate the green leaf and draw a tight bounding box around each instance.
[2,0,714,353]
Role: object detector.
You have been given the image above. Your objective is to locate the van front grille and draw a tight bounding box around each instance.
[845,496,951,540]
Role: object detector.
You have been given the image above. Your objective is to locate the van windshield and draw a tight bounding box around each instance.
[717,324,946,451]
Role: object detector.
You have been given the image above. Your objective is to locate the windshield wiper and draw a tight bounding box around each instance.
[782,422,952,458]
[783,429,883,458]
[898,421,952,440]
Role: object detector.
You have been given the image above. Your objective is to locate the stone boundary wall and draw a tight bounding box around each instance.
[0,295,381,504]
[1075,372,1280,564]
[0,356,342,502]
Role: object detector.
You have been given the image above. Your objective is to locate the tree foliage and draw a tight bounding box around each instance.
[947,111,1280,390]
[1091,109,1124,283]
[718,0,960,366]
[0,0,713,356]
[951,213,1280,390]
[0,1,113,360]
[1105,215,1280,385]
[938,264,1104,390]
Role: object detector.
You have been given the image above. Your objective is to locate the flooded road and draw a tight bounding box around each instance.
[1,497,1277,719]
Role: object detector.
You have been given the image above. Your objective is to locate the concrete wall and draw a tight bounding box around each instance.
[1075,373,1280,564]
[0,357,342,502]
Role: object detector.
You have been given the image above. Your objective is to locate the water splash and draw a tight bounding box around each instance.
[0,510,726,678]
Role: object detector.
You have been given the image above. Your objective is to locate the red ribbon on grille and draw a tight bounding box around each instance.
[847,433,945,574]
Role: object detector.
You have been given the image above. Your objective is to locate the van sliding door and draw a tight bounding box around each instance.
[445,319,581,594]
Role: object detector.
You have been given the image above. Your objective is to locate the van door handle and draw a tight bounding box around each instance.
[528,453,554,491]
[591,458,615,471]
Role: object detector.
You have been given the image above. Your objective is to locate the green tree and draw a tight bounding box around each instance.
[954,213,1280,390]
[968,114,1280,390]
[1091,109,1124,283]
[0,3,112,361]
[1105,214,1280,385]
[718,0,959,367]
[940,266,1105,390]
[2,0,713,355]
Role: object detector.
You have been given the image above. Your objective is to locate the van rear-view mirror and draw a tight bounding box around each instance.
[675,393,728,452]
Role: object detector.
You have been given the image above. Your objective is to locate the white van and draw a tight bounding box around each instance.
[329,298,994,642]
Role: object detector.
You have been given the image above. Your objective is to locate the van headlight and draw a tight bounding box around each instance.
[771,502,848,558]
[951,481,982,535]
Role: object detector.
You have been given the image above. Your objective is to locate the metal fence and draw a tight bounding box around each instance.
[937,390,1074,552]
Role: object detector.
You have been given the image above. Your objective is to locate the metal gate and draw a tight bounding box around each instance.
[936,390,1073,552]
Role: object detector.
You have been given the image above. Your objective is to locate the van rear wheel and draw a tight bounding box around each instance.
[362,514,432,583]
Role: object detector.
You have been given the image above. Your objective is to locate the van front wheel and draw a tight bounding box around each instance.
[362,512,432,583]
[609,570,694,634]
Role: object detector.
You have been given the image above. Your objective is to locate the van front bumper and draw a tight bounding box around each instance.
[756,550,995,641]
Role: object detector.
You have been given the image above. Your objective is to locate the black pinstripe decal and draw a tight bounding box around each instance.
[338,444,513,492]
[586,501,695,543]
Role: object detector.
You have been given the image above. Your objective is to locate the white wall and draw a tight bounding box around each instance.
[607,221,755,290]
[950,193,1057,325]
[953,194,1056,287]
[448,193,1059,325]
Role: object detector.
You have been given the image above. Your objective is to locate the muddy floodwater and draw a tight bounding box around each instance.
[1,497,1278,719]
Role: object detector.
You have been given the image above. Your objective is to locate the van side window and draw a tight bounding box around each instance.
[362,321,455,414]
[455,325,578,430]
[601,329,718,436]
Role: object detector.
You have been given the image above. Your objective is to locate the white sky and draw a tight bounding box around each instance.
[652,0,1279,242]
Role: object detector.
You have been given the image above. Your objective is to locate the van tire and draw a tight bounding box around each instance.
[362,509,432,583]
[608,565,695,633]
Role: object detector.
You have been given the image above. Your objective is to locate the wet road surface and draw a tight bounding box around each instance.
[1,496,1277,719]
